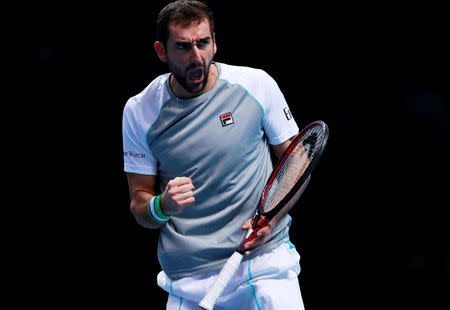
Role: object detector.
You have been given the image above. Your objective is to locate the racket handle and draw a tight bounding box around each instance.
[199,251,243,310]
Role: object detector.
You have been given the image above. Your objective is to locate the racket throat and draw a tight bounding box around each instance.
[238,216,270,253]
[237,228,254,253]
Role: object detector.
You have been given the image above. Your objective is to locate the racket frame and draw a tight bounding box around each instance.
[239,121,329,253]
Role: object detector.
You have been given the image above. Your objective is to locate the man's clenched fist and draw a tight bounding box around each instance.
[160,177,195,215]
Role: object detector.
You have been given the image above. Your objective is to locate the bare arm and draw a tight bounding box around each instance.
[271,134,297,159]
[127,173,195,229]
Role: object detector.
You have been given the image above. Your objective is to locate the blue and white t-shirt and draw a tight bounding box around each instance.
[123,62,299,279]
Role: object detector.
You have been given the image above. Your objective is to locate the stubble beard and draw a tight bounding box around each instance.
[167,58,213,96]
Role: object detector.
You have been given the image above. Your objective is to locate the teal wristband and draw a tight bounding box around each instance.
[154,195,171,220]
[148,195,171,224]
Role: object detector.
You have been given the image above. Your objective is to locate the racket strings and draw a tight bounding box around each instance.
[262,128,325,212]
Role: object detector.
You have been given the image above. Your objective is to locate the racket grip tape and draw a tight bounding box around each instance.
[198,251,244,310]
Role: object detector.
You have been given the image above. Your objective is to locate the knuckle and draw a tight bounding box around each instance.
[170,177,182,185]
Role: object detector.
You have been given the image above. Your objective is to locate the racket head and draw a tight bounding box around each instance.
[259,120,329,217]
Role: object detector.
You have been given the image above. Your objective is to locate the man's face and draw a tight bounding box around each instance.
[164,19,216,96]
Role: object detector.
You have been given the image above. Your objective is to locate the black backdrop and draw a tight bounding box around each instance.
[4,1,449,309]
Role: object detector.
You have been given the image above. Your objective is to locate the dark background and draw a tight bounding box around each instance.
[4,1,448,309]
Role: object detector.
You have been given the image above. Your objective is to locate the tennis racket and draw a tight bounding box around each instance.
[199,120,329,309]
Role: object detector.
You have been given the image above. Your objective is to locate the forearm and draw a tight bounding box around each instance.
[130,190,166,229]
[127,174,195,229]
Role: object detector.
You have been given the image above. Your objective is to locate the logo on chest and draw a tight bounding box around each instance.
[219,112,234,127]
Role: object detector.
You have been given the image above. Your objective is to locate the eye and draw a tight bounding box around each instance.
[175,42,191,51]
[197,38,210,49]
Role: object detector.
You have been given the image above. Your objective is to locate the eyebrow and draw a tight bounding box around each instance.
[174,36,211,45]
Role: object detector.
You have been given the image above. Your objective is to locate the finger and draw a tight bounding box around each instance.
[243,228,272,254]
[256,226,271,238]
[167,180,195,196]
[178,196,195,206]
[173,190,195,202]
[178,182,195,192]
[241,218,252,230]
[168,184,195,197]
[245,233,265,249]
[171,177,193,186]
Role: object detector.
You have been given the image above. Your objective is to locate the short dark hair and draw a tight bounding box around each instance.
[156,0,215,47]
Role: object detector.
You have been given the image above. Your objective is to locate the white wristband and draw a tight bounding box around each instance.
[148,196,170,223]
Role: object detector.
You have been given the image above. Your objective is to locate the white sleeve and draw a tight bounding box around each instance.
[260,72,299,145]
[122,98,158,175]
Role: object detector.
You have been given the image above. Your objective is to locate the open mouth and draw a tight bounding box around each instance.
[188,68,204,84]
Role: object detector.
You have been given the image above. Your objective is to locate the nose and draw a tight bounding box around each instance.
[189,45,202,63]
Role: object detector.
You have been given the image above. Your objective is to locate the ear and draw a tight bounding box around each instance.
[212,33,217,55]
[154,41,168,62]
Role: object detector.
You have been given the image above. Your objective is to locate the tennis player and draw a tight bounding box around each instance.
[123,1,306,308]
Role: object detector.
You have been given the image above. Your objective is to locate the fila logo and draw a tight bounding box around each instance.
[284,107,293,120]
[220,112,234,127]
